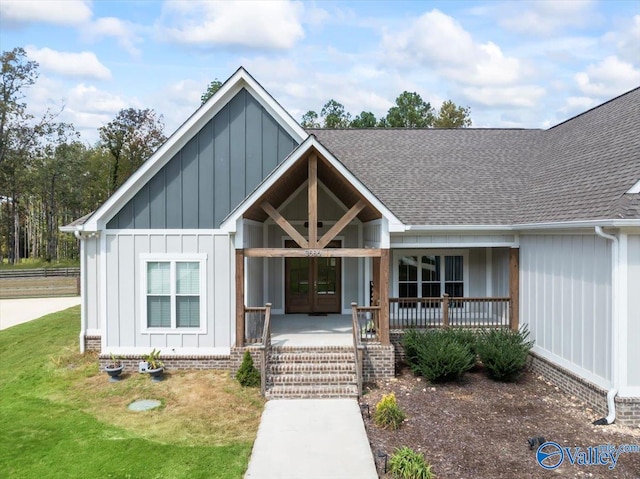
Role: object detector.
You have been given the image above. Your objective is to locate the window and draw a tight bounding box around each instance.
[396,252,466,305]
[142,255,206,331]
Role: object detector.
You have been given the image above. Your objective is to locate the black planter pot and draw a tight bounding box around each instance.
[105,364,124,382]
[148,367,164,382]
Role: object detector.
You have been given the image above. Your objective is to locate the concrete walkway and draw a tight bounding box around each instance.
[245,398,378,479]
[0,296,81,330]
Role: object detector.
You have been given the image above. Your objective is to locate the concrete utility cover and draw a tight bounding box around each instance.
[128,399,161,411]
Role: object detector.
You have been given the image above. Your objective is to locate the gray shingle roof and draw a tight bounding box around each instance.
[310,87,640,225]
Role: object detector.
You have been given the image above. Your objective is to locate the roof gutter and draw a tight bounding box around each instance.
[407,219,640,233]
[593,226,619,425]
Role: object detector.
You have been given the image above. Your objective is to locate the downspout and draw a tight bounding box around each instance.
[74,230,86,353]
[594,226,618,425]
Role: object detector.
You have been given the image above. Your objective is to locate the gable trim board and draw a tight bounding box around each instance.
[64,69,640,423]
[219,135,404,234]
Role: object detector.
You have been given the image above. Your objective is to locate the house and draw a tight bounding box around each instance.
[62,68,640,426]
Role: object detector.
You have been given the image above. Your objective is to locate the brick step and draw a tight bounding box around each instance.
[265,384,358,399]
[269,362,356,374]
[269,352,355,364]
[268,373,357,385]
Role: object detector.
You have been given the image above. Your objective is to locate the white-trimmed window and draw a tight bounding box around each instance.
[395,251,468,304]
[141,254,206,332]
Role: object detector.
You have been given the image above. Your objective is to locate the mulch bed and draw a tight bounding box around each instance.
[362,366,640,478]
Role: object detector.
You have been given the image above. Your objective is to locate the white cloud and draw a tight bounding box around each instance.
[82,17,143,57]
[158,0,304,49]
[381,9,523,87]
[0,0,91,26]
[602,15,640,65]
[461,85,546,108]
[575,56,640,98]
[497,0,596,36]
[25,47,111,80]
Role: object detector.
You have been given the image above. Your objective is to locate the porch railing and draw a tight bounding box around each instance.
[243,304,272,396]
[352,305,381,342]
[389,294,510,329]
[350,303,366,397]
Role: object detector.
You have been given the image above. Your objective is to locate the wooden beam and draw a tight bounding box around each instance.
[317,200,365,249]
[372,256,380,306]
[235,249,245,347]
[244,248,382,258]
[260,200,308,249]
[379,249,390,345]
[509,248,519,330]
[308,154,318,248]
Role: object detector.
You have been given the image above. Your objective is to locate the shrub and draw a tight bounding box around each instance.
[477,326,534,382]
[389,447,434,479]
[374,392,406,430]
[236,350,261,387]
[447,328,479,356]
[404,329,475,382]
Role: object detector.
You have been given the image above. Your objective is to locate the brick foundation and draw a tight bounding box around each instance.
[84,335,101,352]
[362,343,395,382]
[528,352,640,427]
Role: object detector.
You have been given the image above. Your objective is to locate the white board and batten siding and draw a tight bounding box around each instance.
[102,230,234,355]
[627,234,640,389]
[83,235,101,335]
[520,234,612,389]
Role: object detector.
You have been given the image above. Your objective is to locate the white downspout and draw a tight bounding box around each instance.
[594,226,618,425]
[74,230,86,354]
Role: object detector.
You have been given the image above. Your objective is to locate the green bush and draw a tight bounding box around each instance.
[374,392,406,430]
[389,447,434,479]
[477,326,534,382]
[236,350,261,387]
[403,329,476,382]
[446,328,479,356]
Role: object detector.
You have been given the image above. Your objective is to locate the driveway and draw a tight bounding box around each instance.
[0,296,81,330]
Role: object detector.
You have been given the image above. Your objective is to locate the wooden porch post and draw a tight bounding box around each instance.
[509,248,519,330]
[372,256,380,306]
[379,249,390,345]
[235,249,245,347]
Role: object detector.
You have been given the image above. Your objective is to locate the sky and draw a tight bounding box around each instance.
[1,0,639,144]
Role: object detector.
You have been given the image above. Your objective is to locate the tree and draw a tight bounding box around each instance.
[320,99,351,128]
[99,108,166,195]
[433,100,472,128]
[350,111,377,128]
[201,79,223,104]
[300,110,320,128]
[386,91,434,128]
[0,48,40,263]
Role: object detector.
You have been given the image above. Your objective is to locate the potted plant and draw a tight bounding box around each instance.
[104,353,124,382]
[142,349,164,382]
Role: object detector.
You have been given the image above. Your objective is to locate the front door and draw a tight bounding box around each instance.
[285,240,341,313]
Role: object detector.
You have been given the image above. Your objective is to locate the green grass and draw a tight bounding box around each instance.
[0,258,80,269]
[0,307,262,479]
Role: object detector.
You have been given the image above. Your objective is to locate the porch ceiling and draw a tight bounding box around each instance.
[243,148,382,223]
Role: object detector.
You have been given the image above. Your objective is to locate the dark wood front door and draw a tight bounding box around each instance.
[285,241,341,313]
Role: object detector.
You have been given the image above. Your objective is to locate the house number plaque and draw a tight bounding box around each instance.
[305,249,322,257]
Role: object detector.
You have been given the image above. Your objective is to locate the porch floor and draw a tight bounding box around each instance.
[270,314,352,347]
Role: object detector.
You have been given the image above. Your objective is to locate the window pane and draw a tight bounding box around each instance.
[421,283,441,298]
[147,262,170,294]
[176,296,200,328]
[147,296,170,327]
[445,256,463,281]
[177,262,199,294]
[445,283,463,297]
[421,256,440,282]
[399,283,417,298]
[399,256,417,281]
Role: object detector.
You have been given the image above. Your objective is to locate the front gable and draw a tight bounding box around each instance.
[83,67,306,232]
[107,88,298,229]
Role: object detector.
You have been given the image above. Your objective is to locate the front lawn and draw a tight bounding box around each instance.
[0,307,264,479]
